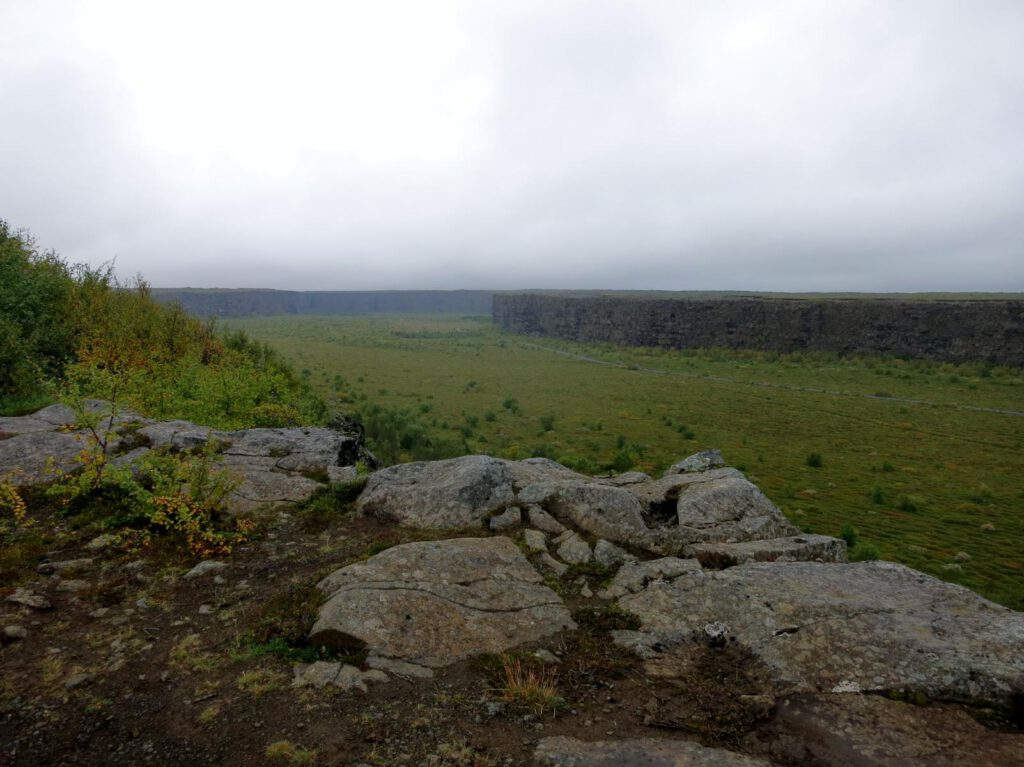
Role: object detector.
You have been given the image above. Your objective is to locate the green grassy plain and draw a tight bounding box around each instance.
[222,314,1024,610]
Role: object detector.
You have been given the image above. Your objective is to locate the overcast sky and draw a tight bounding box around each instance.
[1,1,1022,291]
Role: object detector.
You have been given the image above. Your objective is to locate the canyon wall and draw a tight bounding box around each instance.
[492,293,1024,365]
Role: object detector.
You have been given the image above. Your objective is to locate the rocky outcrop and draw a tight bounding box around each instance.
[616,561,1024,705]
[534,736,774,766]
[0,403,370,515]
[493,293,1024,366]
[356,454,815,561]
[310,537,575,668]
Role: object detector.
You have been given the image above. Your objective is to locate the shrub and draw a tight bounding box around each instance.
[850,542,881,562]
[870,485,886,504]
[805,452,823,468]
[539,414,556,432]
[839,523,858,548]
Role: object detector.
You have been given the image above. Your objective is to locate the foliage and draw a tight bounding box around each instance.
[495,655,564,717]
[805,451,823,468]
[44,402,249,557]
[839,523,858,548]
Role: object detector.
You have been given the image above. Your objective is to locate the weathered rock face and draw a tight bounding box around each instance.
[311,537,575,668]
[767,694,1024,767]
[534,736,774,766]
[356,453,813,561]
[493,293,1024,366]
[617,561,1024,705]
[0,403,369,514]
[691,535,846,567]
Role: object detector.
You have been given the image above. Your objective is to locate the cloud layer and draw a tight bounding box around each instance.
[2,1,1022,290]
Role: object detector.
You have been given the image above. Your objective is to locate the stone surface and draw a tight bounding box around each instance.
[3,625,28,640]
[768,693,1024,767]
[291,661,387,691]
[534,736,773,766]
[618,561,1024,705]
[523,529,548,553]
[665,449,726,475]
[224,427,360,473]
[691,535,847,567]
[0,431,85,486]
[555,532,592,565]
[593,539,635,568]
[223,467,324,515]
[311,537,575,668]
[598,558,702,600]
[357,455,517,528]
[327,465,359,484]
[539,553,568,576]
[525,504,566,534]
[37,558,93,575]
[5,588,52,610]
[184,561,227,579]
[489,506,522,532]
[365,656,435,679]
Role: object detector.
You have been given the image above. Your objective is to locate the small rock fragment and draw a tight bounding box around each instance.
[86,533,118,551]
[37,558,93,575]
[538,553,568,576]
[489,506,522,532]
[5,588,52,610]
[366,656,435,679]
[184,561,227,579]
[525,505,566,534]
[556,532,592,565]
[3,625,28,641]
[593,539,634,568]
[524,529,548,553]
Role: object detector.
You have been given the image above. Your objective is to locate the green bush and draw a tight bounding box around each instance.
[805,452,823,468]
[839,523,858,548]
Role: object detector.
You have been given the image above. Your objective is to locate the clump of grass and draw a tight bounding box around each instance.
[850,542,881,562]
[898,495,921,513]
[870,485,886,504]
[571,603,641,632]
[170,634,219,673]
[265,740,318,765]
[839,523,858,548]
[805,452,823,468]
[426,740,497,767]
[236,668,286,696]
[497,655,563,717]
[296,477,367,532]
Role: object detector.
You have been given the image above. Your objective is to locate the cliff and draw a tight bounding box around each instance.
[152,289,493,317]
[493,293,1024,365]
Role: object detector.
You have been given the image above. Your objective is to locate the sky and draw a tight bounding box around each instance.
[1,1,1022,291]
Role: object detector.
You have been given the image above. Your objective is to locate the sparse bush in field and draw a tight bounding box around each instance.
[850,542,881,562]
[839,523,858,548]
[897,495,921,513]
[871,485,886,504]
[539,414,556,432]
[483,410,496,422]
[805,452,823,468]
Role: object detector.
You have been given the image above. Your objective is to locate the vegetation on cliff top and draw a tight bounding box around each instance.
[0,220,326,428]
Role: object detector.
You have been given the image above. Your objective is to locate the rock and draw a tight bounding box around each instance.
[311,537,575,668]
[223,467,324,515]
[64,672,94,690]
[618,561,1024,706]
[534,736,773,766]
[525,504,566,534]
[598,558,702,600]
[691,535,847,567]
[292,661,384,690]
[665,449,726,475]
[768,693,1024,767]
[184,560,227,579]
[489,506,522,532]
[600,471,651,486]
[523,529,548,553]
[327,465,359,484]
[365,656,435,679]
[593,539,635,568]
[555,532,592,565]
[86,533,118,551]
[5,588,52,610]
[57,579,88,592]
[224,427,359,473]
[357,455,517,528]
[3,625,28,641]
[579,582,593,598]
[538,553,568,576]
[37,558,93,575]
[533,649,561,664]
[0,431,85,486]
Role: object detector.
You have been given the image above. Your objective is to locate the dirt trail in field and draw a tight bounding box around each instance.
[519,342,1024,418]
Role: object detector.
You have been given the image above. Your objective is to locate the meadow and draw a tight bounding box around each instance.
[222,313,1024,610]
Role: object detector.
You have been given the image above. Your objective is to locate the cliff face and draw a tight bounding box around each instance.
[493,294,1024,365]
[153,289,493,318]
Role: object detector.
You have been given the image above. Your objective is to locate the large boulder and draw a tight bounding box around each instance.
[534,736,774,766]
[311,537,575,668]
[223,427,361,473]
[357,455,518,528]
[617,561,1024,705]
[0,431,84,486]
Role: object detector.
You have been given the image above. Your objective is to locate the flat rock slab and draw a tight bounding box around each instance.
[618,561,1024,705]
[691,535,846,567]
[223,467,325,515]
[534,736,774,766]
[224,427,360,472]
[767,693,1024,767]
[311,537,575,668]
[0,431,85,485]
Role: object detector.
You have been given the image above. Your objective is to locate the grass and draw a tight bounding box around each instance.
[220,313,1024,610]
